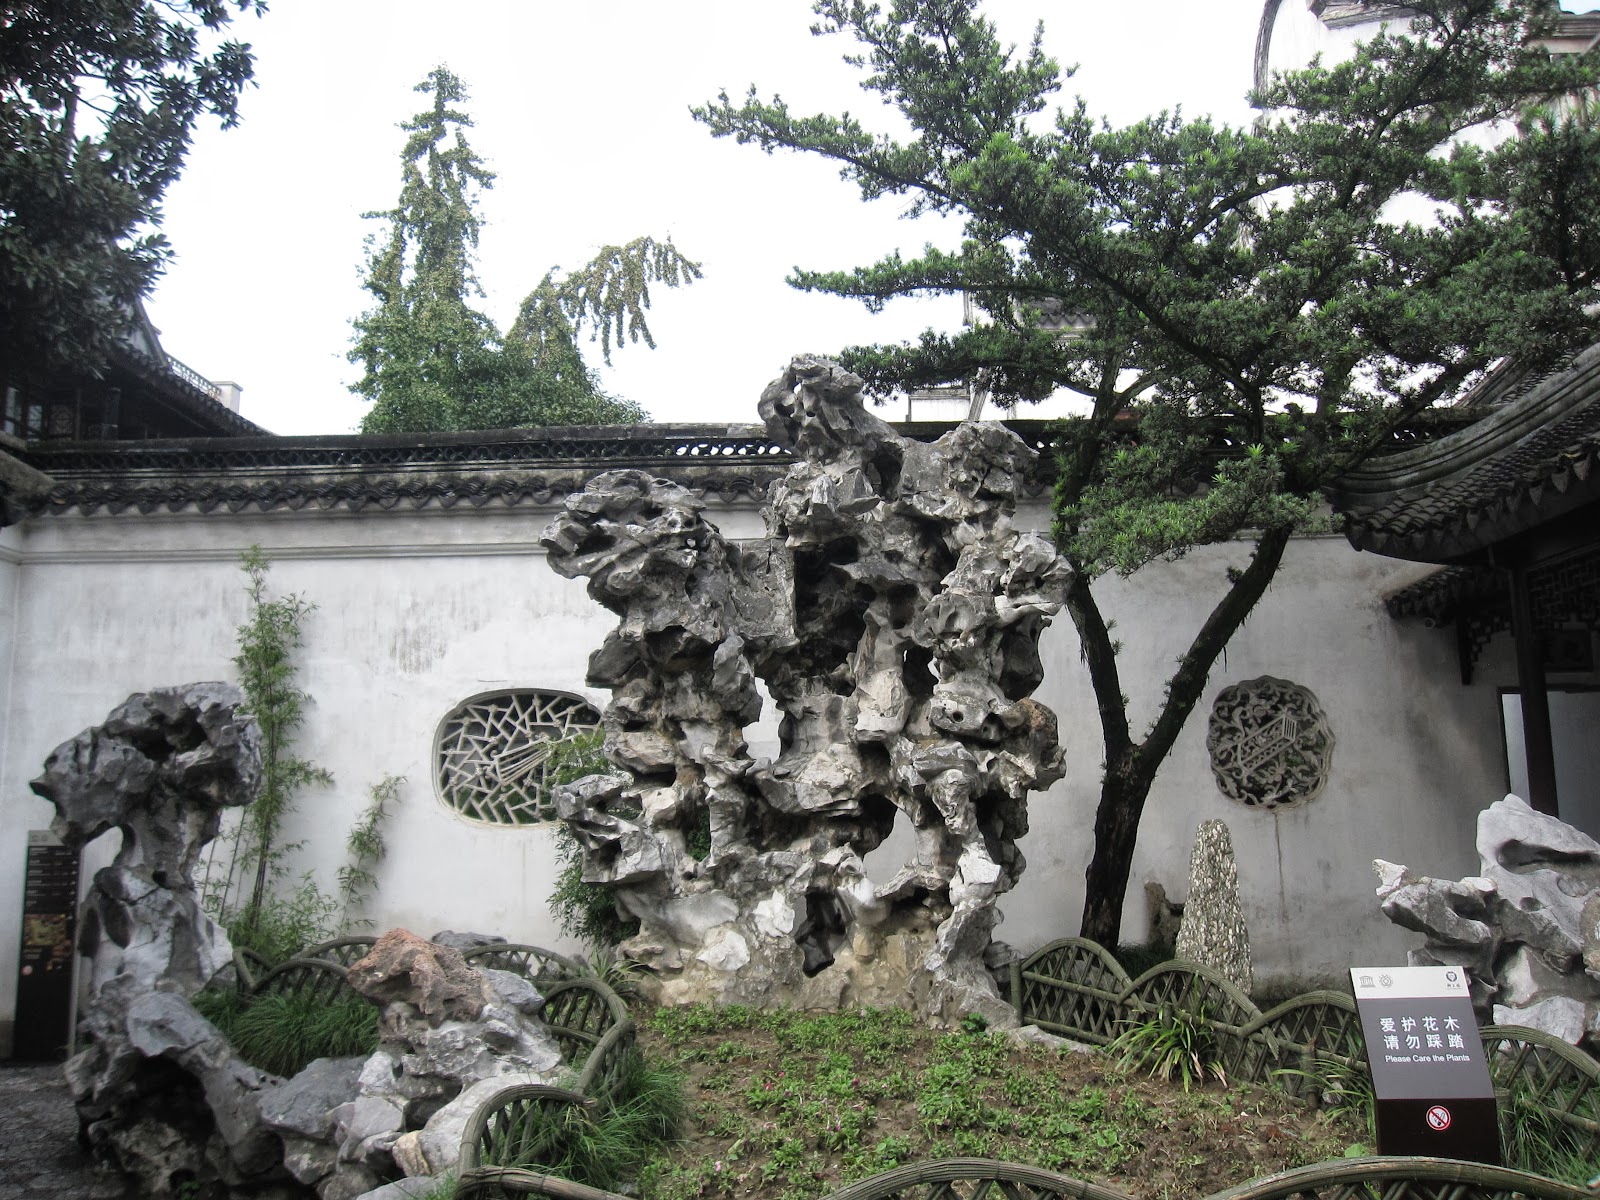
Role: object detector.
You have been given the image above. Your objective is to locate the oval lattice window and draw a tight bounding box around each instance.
[1207,676,1334,810]
[435,690,602,826]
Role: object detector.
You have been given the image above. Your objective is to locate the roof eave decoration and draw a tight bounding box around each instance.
[18,421,1060,520]
[1331,344,1600,563]
[109,345,268,438]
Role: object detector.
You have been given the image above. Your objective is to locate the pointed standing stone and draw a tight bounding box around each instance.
[1175,819,1253,995]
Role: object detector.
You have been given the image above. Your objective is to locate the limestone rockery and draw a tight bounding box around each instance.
[542,356,1071,1025]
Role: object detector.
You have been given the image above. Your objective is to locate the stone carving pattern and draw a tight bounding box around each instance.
[1207,676,1334,809]
[541,355,1070,1026]
[436,690,602,825]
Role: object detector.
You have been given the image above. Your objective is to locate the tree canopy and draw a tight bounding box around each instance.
[0,0,264,377]
[696,0,1600,943]
[351,67,700,434]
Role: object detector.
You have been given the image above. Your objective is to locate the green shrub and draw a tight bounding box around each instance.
[220,873,340,966]
[195,986,378,1078]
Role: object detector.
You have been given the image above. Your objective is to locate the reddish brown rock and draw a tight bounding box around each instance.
[347,929,495,1025]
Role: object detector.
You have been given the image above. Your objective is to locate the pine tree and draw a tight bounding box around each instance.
[696,0,1600,944]
[351,67,699,433]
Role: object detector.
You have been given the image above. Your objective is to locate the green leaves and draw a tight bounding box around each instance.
[352,69,697,434]
[1,0,265,377]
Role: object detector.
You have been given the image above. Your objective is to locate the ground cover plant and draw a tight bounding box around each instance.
[634,1005,1364,1200]
[193,986,379,1078]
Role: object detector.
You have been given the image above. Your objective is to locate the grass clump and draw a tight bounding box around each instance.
[194,986,379,1078]
[485,1047,686,1191]
[1498,1076,1600,1187]
[1109,1003,1226,1090]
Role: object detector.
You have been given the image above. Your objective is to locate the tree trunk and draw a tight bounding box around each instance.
[1074,526,1293,947]
[1079,768,1146,947]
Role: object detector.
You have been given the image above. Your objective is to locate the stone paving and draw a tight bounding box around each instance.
[0,1063,135,1200]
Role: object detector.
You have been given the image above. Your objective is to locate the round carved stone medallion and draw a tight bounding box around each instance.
[1206,676,1334,810]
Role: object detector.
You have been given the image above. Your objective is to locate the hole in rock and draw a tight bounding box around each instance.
[863,808,918,887]
[745,677,781,760]
[795,891,848,977]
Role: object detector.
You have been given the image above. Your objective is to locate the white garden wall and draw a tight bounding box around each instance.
[0,495,1522,1053]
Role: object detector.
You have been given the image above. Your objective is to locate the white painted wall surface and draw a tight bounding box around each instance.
[0,496,1525,1050]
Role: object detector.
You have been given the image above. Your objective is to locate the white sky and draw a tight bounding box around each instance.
[143,0,1595,434]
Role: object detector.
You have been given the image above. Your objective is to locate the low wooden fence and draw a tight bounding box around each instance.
[455,1155,1598,1200]
[1008,937,1600,1162]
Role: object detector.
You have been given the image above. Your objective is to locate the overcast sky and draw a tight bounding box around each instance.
[144,1,1598,435]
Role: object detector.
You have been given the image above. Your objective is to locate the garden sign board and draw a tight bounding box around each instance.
[1350,965,1498,1162]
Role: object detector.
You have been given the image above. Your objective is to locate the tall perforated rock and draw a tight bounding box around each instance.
[1175,820,1252,995]
[30,684,288,1197]
[1375,794,1600,1052]
[544,356,1070,1025]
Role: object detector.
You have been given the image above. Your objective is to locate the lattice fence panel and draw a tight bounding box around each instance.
[1236,993,1363,1092]
[1205,1157,1597,1200]
[462,943,582,983]
[1482,1027,1600,1165]
[458,1084,595,1173]
[1012,939,1132,1045]
[299,936,376,967]
[251,958,361,1007]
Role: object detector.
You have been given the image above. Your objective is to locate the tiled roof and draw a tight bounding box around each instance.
[17,421,1059,519]
[1332,345,1600,562]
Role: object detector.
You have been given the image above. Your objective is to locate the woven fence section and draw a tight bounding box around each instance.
[1010,937,1599,1148]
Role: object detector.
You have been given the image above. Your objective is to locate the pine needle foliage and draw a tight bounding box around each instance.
[0,0,265,377]
[352,67,699,434]
[694,0,1600,943]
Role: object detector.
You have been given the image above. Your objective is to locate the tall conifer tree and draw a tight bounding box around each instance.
[352,67,699,433]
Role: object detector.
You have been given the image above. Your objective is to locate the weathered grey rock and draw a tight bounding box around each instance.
[256,934,565,1197]
[429,930,506,951]
[29,684,290,1198]
[259,1056,367,1141]
[1175,820,1252,995]
[42,693,575,1199]
[355,1179,441,1200]
[543,356,1070,1026]
[481,968,544,1016]
[1375,794,1600,1053]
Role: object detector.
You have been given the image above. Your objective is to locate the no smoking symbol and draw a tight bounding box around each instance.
[1425,1105,1452,1131]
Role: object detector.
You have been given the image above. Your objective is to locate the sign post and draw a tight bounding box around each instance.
[1350,966,1499,1163]
[12,829,80,1061]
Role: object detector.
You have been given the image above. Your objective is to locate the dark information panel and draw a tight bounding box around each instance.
[1350,965,1498,1163]
[12,830,79,1061]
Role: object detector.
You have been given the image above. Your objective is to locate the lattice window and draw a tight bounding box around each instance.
[435,690,602,826]
[1207,676,1334,810]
